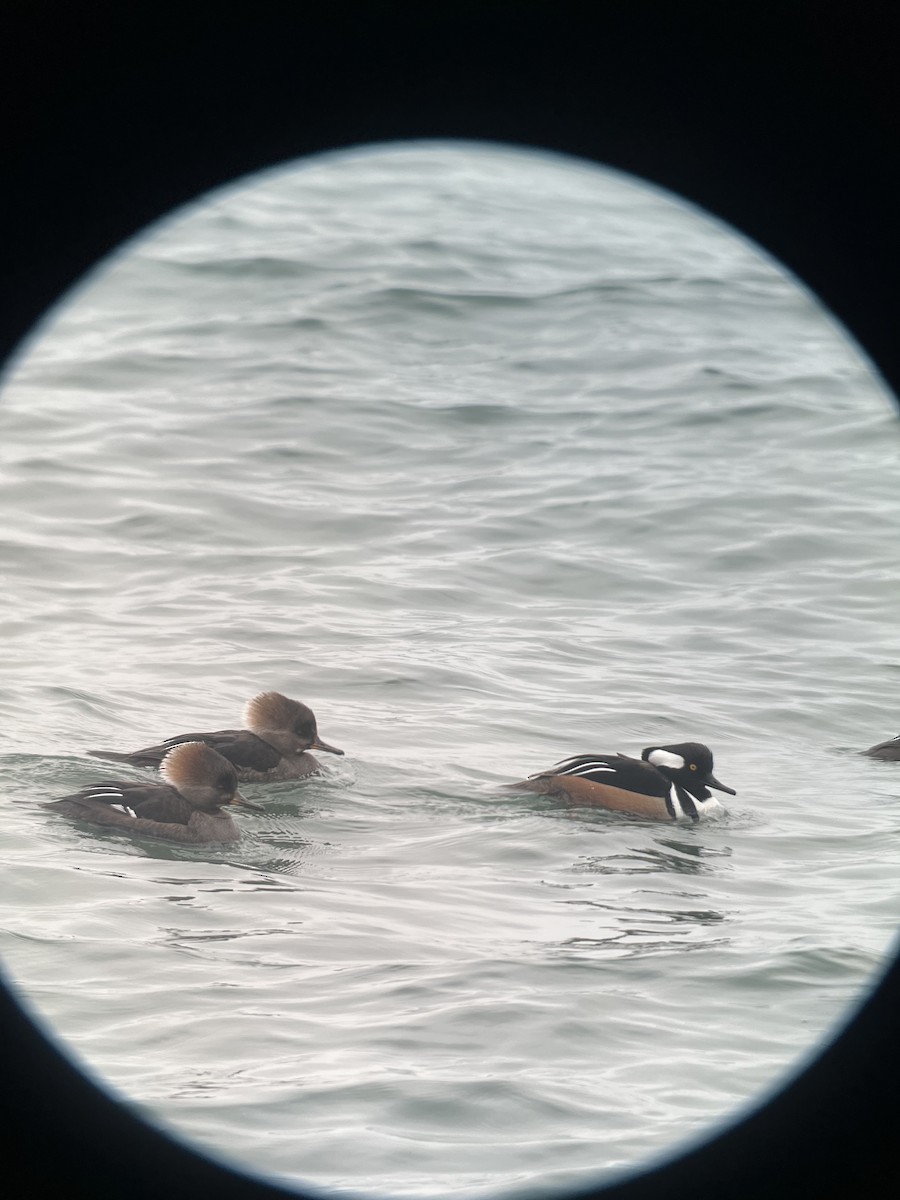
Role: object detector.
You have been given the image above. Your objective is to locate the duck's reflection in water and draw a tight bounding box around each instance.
[550,832,733,959]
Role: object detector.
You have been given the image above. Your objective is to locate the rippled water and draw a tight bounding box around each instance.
[1,142,899,1198]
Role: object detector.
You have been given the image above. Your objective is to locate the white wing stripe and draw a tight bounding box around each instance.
[109,803,138,818]
[554,759,617,776]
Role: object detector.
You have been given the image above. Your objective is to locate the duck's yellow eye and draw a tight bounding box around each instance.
[689,763,697,771]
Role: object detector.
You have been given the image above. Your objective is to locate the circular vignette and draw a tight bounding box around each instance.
[1,7,899,1200]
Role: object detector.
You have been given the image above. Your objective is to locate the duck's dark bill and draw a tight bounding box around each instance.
[234,794,266,812]
[707,774,736,795]
[313,738,344,756]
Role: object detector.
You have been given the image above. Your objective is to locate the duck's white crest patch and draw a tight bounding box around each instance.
[648,749,685,771]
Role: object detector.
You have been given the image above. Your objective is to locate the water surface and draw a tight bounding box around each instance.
[1,142,899,1198]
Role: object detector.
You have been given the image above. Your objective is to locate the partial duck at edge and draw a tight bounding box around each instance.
[862,733,900,761]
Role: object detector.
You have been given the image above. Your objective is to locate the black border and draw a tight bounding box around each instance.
[2,4,899,1199]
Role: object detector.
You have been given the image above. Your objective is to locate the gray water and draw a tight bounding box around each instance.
[1,141,899,1198]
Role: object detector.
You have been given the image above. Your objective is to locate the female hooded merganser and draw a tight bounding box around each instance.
[862,733,900,760]
[513,741,735,822]
[44,742,264,844]
[89,691,344,782]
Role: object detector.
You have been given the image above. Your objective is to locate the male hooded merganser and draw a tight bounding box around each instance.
[89,691,344,782]
[44,742,264,844]
[862,733,900,760]
[513,741,735,822]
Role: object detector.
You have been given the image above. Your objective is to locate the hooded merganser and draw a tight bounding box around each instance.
[512,741,735,822]
[862,733,900,760]
[44,742,264,844]
[88,691,344,782]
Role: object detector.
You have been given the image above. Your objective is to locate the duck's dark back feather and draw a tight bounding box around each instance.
[46,780,193,824]
[542,753,669,797]
[44,784,241,843]
[90,729,282,773]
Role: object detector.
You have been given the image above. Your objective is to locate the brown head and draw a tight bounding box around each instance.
[242,691,344,757]
[160,742,264,812]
